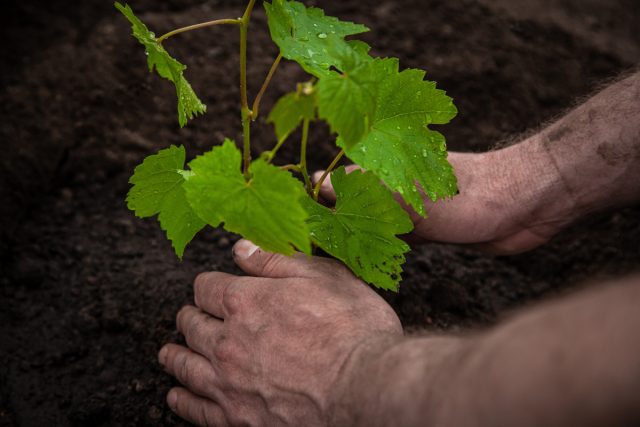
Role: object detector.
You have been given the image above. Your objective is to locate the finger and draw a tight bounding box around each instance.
[312,170,336,203]
[167,387,228,427]
[193,272,237,319]
[176,305,223,360]
[469,229,549,255]
[159,343,217,399]
[232,239,349,279]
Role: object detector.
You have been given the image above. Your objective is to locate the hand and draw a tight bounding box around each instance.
[158,240,403,426]
[314,140,575,255]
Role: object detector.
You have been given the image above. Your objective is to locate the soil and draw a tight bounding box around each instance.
[1,0,639,425]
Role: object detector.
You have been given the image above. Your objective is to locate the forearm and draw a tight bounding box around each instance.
[517,72,640,222]
[336,275,640,426]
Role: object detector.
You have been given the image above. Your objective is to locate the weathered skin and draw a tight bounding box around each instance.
[160,72,640,426]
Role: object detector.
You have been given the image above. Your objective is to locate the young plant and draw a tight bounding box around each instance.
[116,0,458,291]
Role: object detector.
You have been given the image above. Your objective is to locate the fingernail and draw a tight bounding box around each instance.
[233,239,259,259]
[167,389,178,410]
[158,346,168,365]
[312,170,325,184]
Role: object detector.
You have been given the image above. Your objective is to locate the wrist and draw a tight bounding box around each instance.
[330,334,469,427]
[483,136,579,247]
[415,139,578,253]
[328,334,400,426]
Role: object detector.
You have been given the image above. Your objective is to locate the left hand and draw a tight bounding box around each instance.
[158,239,403,426]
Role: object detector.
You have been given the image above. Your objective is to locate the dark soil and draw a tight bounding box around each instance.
[1,0,639,425]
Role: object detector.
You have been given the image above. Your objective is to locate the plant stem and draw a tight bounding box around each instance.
[251,53,283,121]
[300,118,312,193]
[313,149,345,201]
[262,136,287,163]
[241,109,252,179]
[157,18,241,43]
[280,164,302,172]
[239,0,257,179]
[242,0,258,22]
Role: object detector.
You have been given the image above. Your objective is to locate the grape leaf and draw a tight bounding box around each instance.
[336,68,458,216]
[303,167,413,291]
[184,139,311,256]
[127,145,205,258]
[264,0,369,77]
[317,54,398,147]
[115,2,206,127]
[267,90,316,143]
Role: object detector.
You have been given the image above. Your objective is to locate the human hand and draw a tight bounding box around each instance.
[158,240,403,426]
[314,140,574,254]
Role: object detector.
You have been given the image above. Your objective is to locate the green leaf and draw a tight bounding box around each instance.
[317,56,398,147]
[303,167,413,291]
[346,40,372,57]
[115,2,206,127]
[264,0,369,77]
[127,145,206,258]
[267,90,316,143]
[184,140,311,256]
[337,68,458,215]
[182,140,243,227]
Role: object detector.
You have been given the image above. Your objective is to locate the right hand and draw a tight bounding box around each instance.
[314,140,575,255]
[158,240,403,427]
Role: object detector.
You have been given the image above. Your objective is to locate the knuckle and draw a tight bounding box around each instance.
[194,272,210,290]
[382,311,403,333]
[198,400,213,427]
[225,406,257,427]
[311,256,351,280]
[202,406,221,427]
[194,272,226,304]
[260,254,284,277]
[186,317,206,342]
[193,273,211,299]
[222,283,246,315]
[177,352,193,383]
[367,304,402,334]
[177,393,201,426]
[195,271,224,287]
[176,306,191,330]
[172,351,195,385]
[213,336,237,364]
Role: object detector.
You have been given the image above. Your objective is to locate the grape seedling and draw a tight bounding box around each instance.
[117,0,458,291]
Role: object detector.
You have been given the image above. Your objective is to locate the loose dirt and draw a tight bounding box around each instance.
[1,0,638,425]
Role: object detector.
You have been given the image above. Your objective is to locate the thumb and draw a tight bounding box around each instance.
[232,239,337,279]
